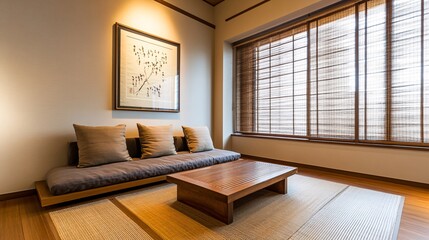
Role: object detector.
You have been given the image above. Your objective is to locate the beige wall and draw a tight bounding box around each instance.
[213,0,429,184]
[0,0,214,194]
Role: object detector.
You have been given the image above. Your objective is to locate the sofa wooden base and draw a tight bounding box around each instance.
[35,175,166,207]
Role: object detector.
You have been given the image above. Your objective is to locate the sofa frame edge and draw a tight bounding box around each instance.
[35,175,166,207]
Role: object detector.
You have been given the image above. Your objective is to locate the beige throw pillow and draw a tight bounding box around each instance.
[182,126,214,153]
[137,124,177,158]
[73,124,132,168]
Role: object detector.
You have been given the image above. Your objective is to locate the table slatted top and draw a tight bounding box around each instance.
[167,159,297,196]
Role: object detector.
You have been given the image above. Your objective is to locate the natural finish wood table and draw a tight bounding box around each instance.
[166,159,297,224]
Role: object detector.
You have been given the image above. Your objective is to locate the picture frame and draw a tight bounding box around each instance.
[114,23,180,112]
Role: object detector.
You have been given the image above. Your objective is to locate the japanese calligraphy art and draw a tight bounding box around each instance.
[115,23,180,112]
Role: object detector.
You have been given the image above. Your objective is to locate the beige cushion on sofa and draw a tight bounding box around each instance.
[137,124,177,159]
[182,126,214,153]
[73,124,132,168]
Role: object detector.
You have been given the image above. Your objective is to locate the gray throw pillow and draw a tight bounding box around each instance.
[137,124,177,159]
[182,126,214,153]
[73,124,132,168]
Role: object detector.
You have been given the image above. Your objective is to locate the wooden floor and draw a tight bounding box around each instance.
[1,163,429,240]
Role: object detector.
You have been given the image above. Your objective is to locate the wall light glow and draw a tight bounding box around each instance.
[115,0,179,42]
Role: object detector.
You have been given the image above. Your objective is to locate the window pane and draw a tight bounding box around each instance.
[391,0,422,142]
[235,44,257,133]
[424,0,429,143]
[252,27,307,135]
[310,7,356,139]
[359,0,387,141]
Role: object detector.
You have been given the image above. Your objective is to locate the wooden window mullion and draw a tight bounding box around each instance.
[316,21,319,137]
[386,0,392,142]
[355,4,360,142]
[421,0,425,142]
[306,23,311,138]
[364,1,368,140]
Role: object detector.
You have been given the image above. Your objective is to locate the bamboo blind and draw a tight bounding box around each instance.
[234,0,429,147]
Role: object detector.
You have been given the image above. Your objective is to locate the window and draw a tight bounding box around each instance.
[234,0,429,147]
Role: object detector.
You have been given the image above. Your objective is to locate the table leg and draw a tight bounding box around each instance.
[176,185,233,224]
[265,178,287,194]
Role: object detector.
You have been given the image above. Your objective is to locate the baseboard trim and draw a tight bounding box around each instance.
[243,154,429,189]
[0,189,36,201]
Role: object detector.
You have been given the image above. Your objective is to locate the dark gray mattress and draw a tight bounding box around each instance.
[47,149,241,195]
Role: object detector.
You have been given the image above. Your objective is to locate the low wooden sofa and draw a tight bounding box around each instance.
[35,137,241,207]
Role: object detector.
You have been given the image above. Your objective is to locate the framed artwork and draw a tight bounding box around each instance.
[115,23,180,112]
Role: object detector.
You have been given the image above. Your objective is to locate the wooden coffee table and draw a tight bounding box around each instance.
[166,159,297,224]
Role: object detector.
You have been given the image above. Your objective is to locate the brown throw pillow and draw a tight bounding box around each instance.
[137,124,177,158]
[182,126,214,153]
[73,124,132,168]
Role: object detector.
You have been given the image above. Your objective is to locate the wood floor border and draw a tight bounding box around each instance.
[243,154,429,189]
[110,198,163,240]
[42,207,61,240]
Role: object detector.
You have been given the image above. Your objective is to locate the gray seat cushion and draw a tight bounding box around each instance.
[47,149,241,195]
